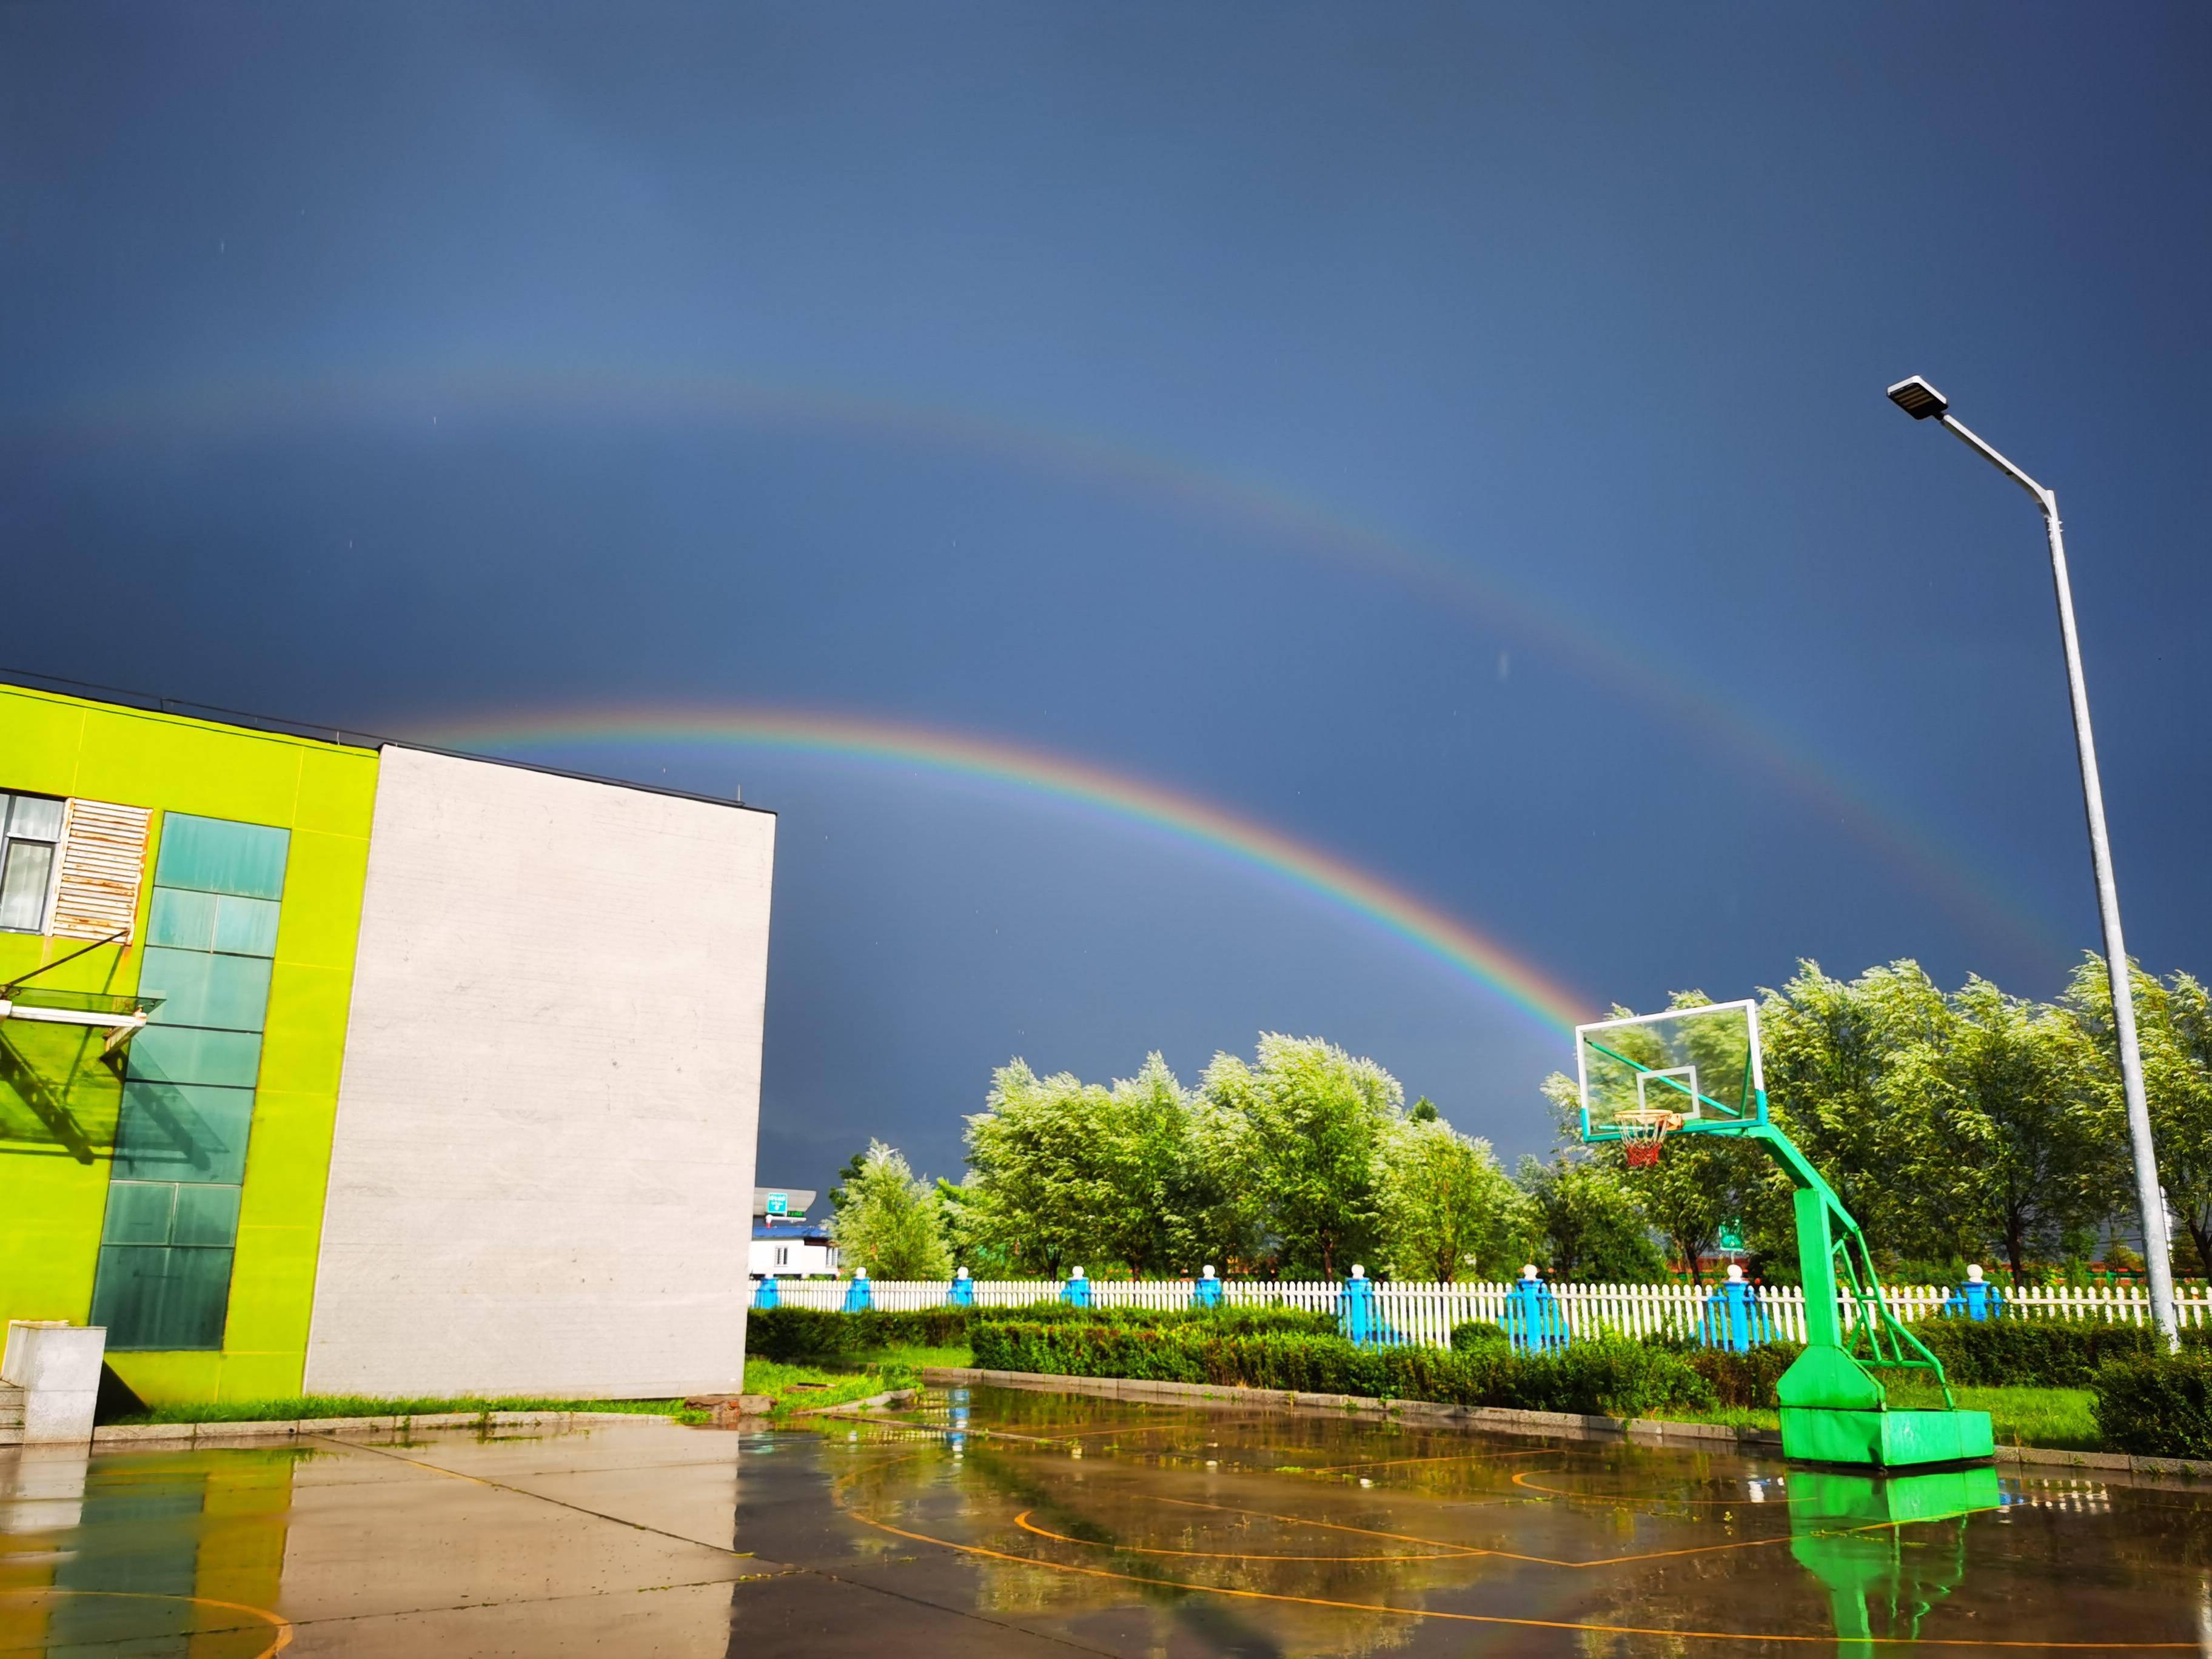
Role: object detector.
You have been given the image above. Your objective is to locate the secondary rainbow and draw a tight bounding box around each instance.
[420,706,1591,1034]
[30,360,2059,960]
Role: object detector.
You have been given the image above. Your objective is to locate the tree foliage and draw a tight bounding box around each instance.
[875,952,2212,1290]
[1375,1118,1530,1282]
[1201,1034,1404,1278]
[830,1140,951,1279]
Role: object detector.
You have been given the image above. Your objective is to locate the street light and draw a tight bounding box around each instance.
[1886,375,2178,1349]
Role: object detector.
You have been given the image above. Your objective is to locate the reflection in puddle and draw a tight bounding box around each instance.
[4,1392,2211,1656]
[786,1385,2212,1656]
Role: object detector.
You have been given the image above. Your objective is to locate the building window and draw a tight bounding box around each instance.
[0,791,64,934]
[90,813,289,1352]
[774,1245,790,1267]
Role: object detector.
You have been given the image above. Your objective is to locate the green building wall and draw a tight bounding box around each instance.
[0,685,378,1403]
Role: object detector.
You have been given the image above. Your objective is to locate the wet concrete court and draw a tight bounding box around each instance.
[4,1386,2210,1657]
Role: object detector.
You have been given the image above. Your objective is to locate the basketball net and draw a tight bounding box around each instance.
[1616,1107,1684,1170]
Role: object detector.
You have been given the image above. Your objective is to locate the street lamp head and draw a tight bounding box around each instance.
[1886,375,1949,420]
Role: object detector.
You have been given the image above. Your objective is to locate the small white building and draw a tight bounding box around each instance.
[750,1185,837,1278]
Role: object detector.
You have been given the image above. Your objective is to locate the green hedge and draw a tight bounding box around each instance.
[746,1307,980,1364]
[745,1300,1334,1364]
[990,1303,1338,1336]
[1450,1320,1510,1353]
[1683,1342,1800,1407]
[970,1319,1713,1418]
[1908,1315,2208,1387]
[2093,1353,2212,1458]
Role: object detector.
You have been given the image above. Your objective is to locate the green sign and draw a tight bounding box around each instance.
[764,1193,789,1216]
[1718,1222,1746,1252]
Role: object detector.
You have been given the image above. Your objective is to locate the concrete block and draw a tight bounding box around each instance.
[2,1323,104,1444]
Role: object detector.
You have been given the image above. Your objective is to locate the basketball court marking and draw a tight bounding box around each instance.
[1134,1490,1815,1569]
[1309,1447,1557,1473]
[838,1501,2195,1648]
[0,1587,293,1658]
[1512,1468,1814,1507]
[1013,1511,1484,1561]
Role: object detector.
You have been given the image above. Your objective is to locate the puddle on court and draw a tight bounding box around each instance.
[751,1384,2212,1655]
[4,1389,2212,1655]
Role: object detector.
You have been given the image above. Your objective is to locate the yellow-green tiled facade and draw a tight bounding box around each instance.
[0,683,378,1404]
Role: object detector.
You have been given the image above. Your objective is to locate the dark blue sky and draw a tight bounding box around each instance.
[5,4,2207,1202]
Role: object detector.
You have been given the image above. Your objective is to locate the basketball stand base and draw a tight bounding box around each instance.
[1780,1406,1995,1469]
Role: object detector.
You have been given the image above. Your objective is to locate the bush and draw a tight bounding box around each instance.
[1683,1342,1800,1407]
[746,1306,977,1364]
[970,1320,1712,1418]
[2093,1353,2212,1458]
[1908,1315,2208,1387]
[745,1300,1335,1364]
[1450,1320,1510,1353]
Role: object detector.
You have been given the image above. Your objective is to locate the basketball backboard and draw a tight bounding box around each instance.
[1576,999,1764,1144]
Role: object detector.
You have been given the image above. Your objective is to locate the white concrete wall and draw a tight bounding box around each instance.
[304,746,773,1398]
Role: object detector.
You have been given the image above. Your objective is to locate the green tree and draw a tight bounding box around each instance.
[830,1141,951,1279]
[957,1061,1112,1276]
[1201,1034,1403,1278]
[2060,957,2212,1276]
[825,1147,870,1216]
[1376,1114,1529,1281]
[1090,1054,1199,1275]
[1758,961,1956,1258]
[1515,1154,1666,1282]
[1888,975,2115,1286]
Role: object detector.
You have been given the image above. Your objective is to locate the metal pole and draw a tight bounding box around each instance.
[1937,414,2179,1350]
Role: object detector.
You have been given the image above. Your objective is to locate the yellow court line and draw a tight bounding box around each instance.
[1013,1510,1483,1562]
[1512,1468,1814,1507]
[0,1587,292,1658]
[839,1504,2195,1648]
[1043,1484,1981,1572]
[1310,1448,1557,1473]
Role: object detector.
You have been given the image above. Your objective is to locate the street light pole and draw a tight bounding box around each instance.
[1885,376,2178,1350]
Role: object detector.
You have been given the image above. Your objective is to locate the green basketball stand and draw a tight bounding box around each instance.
[1576,1002,1993,1470]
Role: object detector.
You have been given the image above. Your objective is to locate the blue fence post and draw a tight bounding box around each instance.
[1063,1266,1091,1308]
[1505,1265,1563,1352]
[1701,1264,1758,1352]
[1339,1264,1375,1344]
[1193,1265,1223,1309]
[1943,1264,2000,1321]
[843,1270,873,1312]
[948,1268,974,1307]
[753,1275,780,1310]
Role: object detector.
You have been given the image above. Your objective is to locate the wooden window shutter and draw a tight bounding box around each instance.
[50,799,153,942]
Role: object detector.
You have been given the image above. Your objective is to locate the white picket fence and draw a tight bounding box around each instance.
[757,1275,2212,1349]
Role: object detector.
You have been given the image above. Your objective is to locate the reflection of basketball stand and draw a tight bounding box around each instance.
[1789,1467,2002,1656]
[1575,1002,1994,1469]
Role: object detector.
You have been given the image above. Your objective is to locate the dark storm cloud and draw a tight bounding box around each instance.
[4,2,2208,1196]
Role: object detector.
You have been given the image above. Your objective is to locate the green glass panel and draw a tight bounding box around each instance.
[138,948,272,1034]
[101,1182,175,1245]
[212,895,281,958]
[113,1081,254,1184]
[153,815,289,900]
[92,1245,233,1350]
[171,1182,241,1247]
[127,1025,262,1088]
[146,888,217,951]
